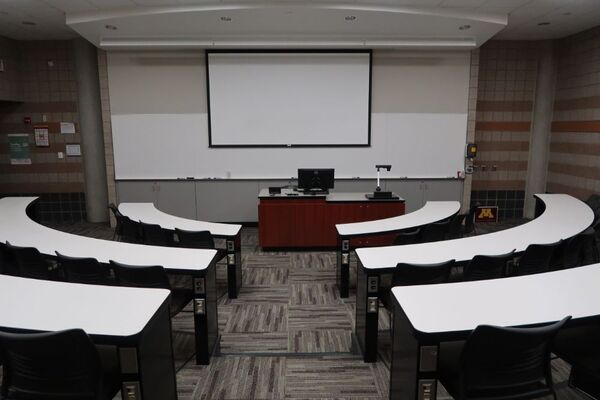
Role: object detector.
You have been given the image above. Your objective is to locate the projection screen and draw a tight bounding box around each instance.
[206,51,372,147]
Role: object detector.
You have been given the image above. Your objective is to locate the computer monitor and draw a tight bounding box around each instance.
[297,169,335,192]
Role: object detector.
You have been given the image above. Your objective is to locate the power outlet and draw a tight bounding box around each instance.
[57,152,64,159]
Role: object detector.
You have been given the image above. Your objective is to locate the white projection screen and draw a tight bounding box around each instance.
[206,51,372,147]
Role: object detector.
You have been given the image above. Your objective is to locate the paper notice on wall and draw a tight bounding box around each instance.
[8,134,32,165]
[65,143,81,157]
[34,125,49,147]
[60,122,76,134]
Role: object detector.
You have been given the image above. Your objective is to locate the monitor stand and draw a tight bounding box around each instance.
[301,189,329,195]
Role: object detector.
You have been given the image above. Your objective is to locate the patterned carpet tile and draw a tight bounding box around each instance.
[220,333,289,354]
[189,356,286,400]
[291,252,337,269]
[288,305,353,330]
[243,267,289,286]
[285,356,381,398]
[289,268,336,283]
[225,304,287,333]
[244,254,291,267]
[222,286,291,305]
[289,330,353,353]
[290,283,341,305]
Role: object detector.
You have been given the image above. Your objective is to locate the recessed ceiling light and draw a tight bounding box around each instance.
[345,15,356,21]
[105,24,117,30]
[21,21,36,26]
[538,22,551,26]
[459,24,471,30]
[220,16,232,22]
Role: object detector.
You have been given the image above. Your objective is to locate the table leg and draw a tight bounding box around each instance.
[193,259,219,365]
[226,234,242,299]
[355,261,379,362]
[119,301,177,400]
[390,302,438,400]
[337,237,350,298]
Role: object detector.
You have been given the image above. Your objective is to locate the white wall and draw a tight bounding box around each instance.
[107,50,471,179]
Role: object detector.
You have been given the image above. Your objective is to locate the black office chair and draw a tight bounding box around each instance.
[382,260,455,311]
[462,204,480,237]
[4,242,56,280]
[175,228,215,248]
[392,228,421,245]
[110,260,192,317]
[515,241,561,276]
[115,215,140,243]
[438,316,571,400]
[463,250,515,281]
[553,324,600,399]
[419,219,451,243]
[175,228,227,260]
[0,329,120,400]
[553,234,585,270]
[393,260,455,286]
[581,227,599,265]
[107,203,122,241]
[0,243,18,276]
[446,213,467,240]
[139,221,172,247]
[55,252,111,285]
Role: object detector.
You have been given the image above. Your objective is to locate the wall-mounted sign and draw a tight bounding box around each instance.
[475,206,498,223]
[60,122,76,134]
[65,143,81,157]
[8,134,31,165]
[34,125,49,147]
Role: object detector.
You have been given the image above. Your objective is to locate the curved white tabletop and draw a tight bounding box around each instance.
[357,194,594,270]
[393,263,600,335]
[0,197,217,272]
[336,201,460,237]
[119,203,241,237]
[0,275,170,337]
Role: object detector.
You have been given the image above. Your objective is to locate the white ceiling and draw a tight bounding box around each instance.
[0,0,598,48]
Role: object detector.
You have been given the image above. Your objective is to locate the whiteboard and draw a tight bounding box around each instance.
[111,112,467,179]
[207,52,371,147]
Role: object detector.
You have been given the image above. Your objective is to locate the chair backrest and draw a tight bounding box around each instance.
[116,215,140,243]
[0,243,18,276]
[392,260,455,287]
[446,213,467,240]
[175,228,215,249]
[560,234,585,269]
[464,250,515,281]
[580,227,599,265]
[107,204,123,236]
[55,252,110,285]
[139,221,171,247]
[517,241,561,276]
[110,260,170,289]
[0,329,104,400]
[392,228,421,246]
[419,220,451,243]
[4,242,53,280]
[459,317,571,399]
[464,204,480,235]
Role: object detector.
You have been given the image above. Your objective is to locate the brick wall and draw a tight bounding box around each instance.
[0,38,86,222]
[471,40,540,218]
[547,26,600,199]
[0,36,20,101]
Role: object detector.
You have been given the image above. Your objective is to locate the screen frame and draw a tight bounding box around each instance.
[205,49,372,148]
